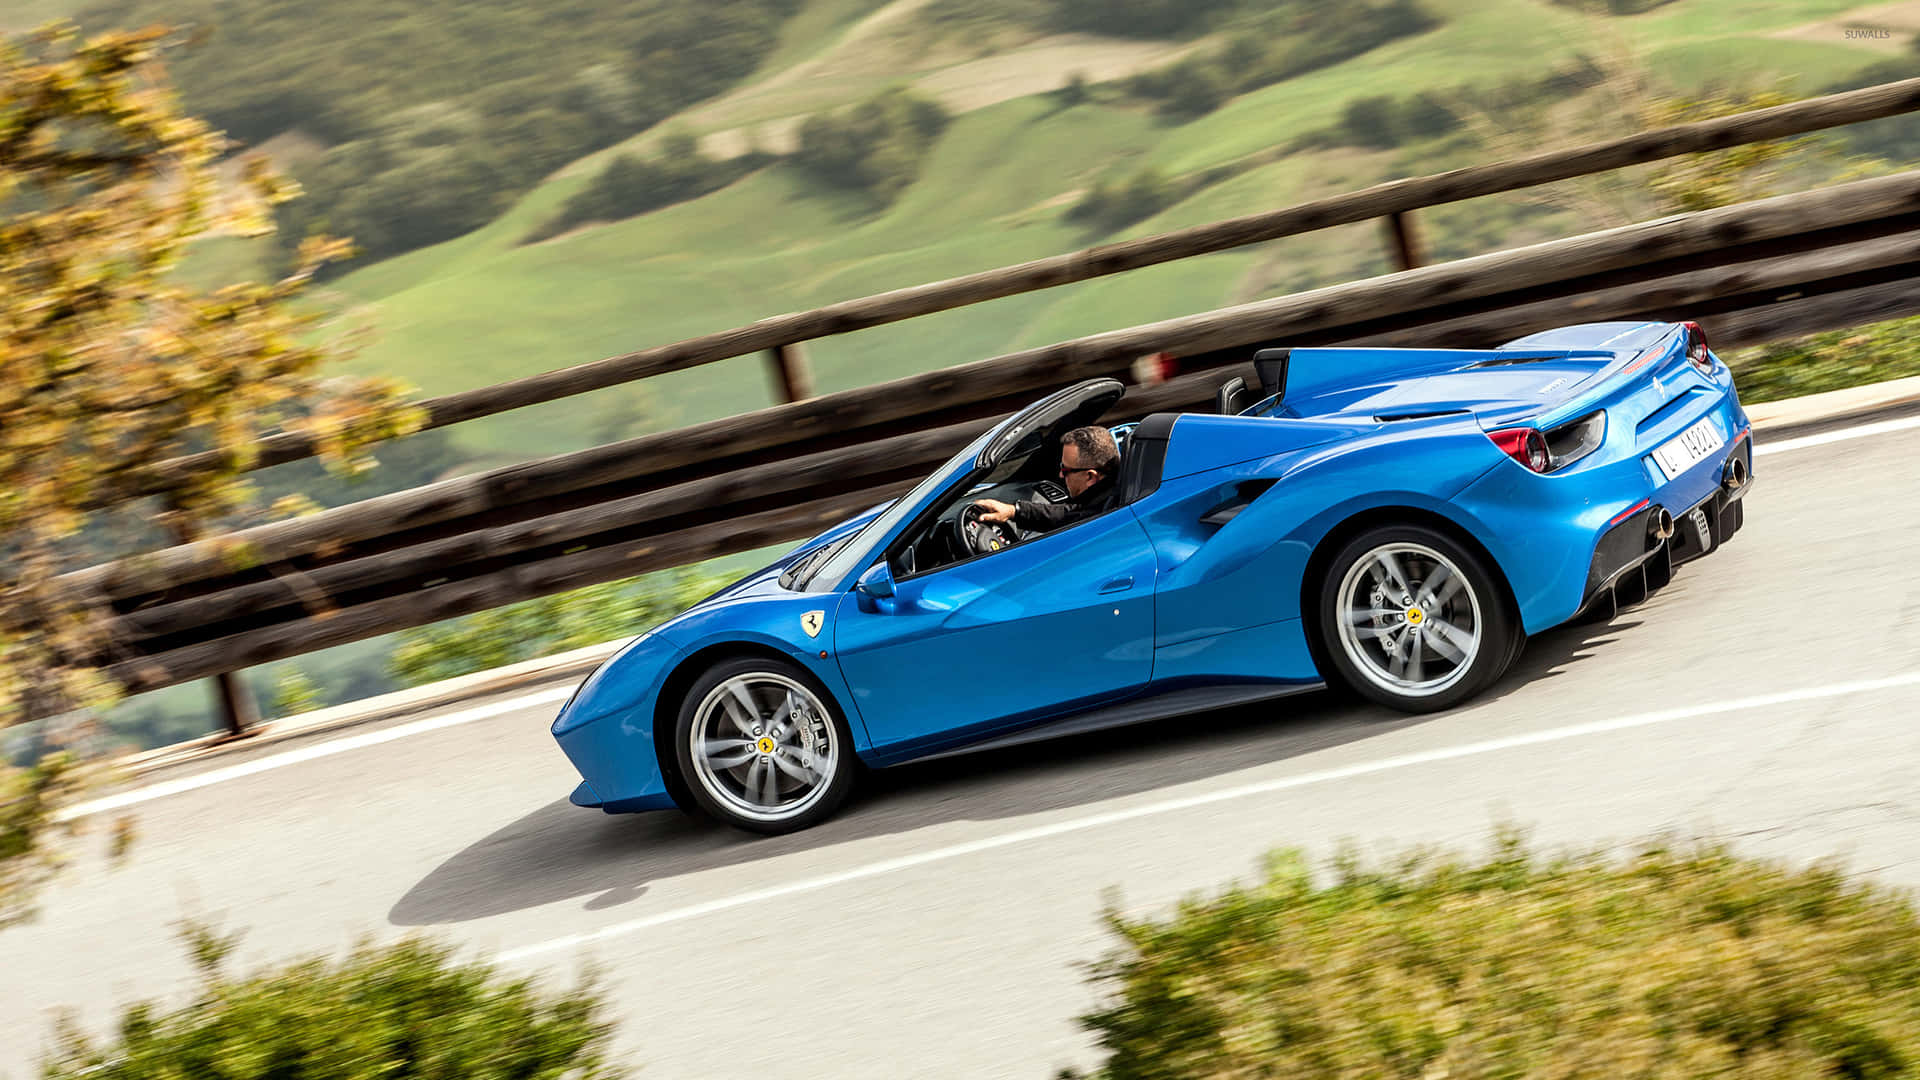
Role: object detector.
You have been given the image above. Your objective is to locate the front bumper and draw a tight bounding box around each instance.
[551,633,683,814]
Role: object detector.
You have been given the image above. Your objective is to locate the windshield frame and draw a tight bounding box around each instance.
[803,426,999,593]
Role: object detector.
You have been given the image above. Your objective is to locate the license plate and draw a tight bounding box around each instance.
[1650,417,1725,481]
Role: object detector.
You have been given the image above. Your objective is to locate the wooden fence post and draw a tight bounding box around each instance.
[766,342,814,403]
[1383,211,1422,271]
[163,505,258,739]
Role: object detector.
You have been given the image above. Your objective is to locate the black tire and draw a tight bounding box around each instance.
[672,656,857,835]
[1314,524,1519,714]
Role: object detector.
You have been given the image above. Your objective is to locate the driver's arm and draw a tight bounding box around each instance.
[973,497,1064,530]
[1012,498,1068,530]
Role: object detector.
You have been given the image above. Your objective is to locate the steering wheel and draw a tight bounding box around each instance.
[958,502,1023,556]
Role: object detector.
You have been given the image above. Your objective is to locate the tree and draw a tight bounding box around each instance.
[1,24,420,917]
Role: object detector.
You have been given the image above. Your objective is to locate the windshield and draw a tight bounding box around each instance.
[803,427,997,592]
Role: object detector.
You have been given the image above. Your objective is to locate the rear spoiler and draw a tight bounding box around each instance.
[1529,323,1697,430]
[1259,345,1614,409]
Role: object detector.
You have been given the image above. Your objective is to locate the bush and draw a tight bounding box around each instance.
[1726,312,1920,404]
[1050,0,1241,38]
[1069,829,1920,1078]
[916,0,1240,44]
[792,88,951,206]
[1338,91,1460,148]
[1549,0,1676,12]
[268,665,326,718]
[1127,0,1440,120]
[388,566,728,687]
[524,135,765,244]
[42,924,625,1079]
[1068,168,1178,234]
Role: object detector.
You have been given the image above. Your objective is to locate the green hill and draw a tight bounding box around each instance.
[48,0,1913,465]
[309,0,1900,460]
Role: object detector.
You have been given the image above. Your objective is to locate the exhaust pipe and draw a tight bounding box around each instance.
[1648,507,1675,543]
[1722,455,1748,492]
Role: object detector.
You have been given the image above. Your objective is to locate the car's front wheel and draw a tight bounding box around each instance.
[673,657,856,834]
[1316,524,1519,713]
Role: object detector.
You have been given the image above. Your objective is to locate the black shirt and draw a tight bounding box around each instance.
[1011,478,1115,532]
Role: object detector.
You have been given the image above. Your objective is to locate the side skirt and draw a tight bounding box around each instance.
[896,681,1324,766]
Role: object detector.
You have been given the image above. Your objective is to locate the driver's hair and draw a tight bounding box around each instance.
[1061,426,1119,475]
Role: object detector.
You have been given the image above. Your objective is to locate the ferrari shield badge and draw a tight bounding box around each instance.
[800,610,825,638]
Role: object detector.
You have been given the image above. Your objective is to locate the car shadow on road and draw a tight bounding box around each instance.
[390,617,1624,926]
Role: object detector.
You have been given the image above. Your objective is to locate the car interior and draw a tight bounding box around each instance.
[889,393,1141,580]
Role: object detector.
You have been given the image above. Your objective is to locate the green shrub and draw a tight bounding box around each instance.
[1069,829,1920,1078]
[524,134,765,244]
[1338,91,1460,148]
[42,924,625,1079]
[1049,0,1242,38]
[916,0,1240,43]
[1549,0,1676,12]
[1127,0,1440,120]
[388,566,727,687]
[269,665,326,718]
[1726,312,1920,404]
[792,88,951,206]
[1068,168,1178,234]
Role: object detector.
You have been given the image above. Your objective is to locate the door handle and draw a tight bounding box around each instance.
[1098,576,1135,594]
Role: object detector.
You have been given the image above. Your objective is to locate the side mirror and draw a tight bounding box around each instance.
[855,562,896,599]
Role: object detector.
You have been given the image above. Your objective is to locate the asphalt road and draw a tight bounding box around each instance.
[6,420,1920,1079]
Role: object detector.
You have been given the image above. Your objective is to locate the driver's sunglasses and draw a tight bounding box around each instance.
[1060,464,1101,479]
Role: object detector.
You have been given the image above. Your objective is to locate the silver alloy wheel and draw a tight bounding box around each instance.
[1335,541,1482,698]
[689,673,839,823]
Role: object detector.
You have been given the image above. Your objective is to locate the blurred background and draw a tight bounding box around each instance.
[10,0,1918,749]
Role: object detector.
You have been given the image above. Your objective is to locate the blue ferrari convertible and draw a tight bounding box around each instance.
[553,320,1752,832]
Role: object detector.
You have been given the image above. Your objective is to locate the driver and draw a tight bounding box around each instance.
[973,426,1119,533]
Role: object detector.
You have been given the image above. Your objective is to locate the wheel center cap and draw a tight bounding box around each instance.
[1405,606,1425,626]
[755,736,777,755]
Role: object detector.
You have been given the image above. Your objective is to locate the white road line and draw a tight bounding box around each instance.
[498,669,1920,964]
[56,686,575,822]
[1756,413,1920,456]
[61,412,1920,820]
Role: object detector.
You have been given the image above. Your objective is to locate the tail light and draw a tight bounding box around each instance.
[1544,410,1605,468]
[1489,411,1606,474]
[1488,427,1550,472]
[1682,321,1712,372]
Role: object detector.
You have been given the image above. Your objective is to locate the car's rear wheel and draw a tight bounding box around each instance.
[1316,524,1518,713]
[674,657,855,834]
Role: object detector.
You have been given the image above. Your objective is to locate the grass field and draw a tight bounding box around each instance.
[319,0,1895,462]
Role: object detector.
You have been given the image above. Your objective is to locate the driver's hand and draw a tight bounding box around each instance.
[974,498,1016,524]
